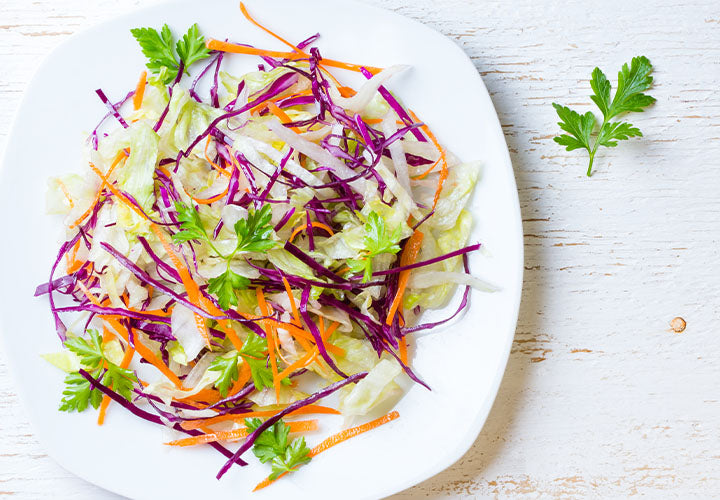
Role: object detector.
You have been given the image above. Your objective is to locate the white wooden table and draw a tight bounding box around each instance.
[2,0,719,497]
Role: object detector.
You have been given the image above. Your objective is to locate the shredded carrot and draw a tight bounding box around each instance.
[288,221,335,243]
[180,405,340,430]
[386,230,424,325]
[97,345,135,425]
[411,158,442,180]
[133,70,147,110]
[266,101,301,132]
[56,179,75,209]
[337,86,357,98]
[180,388,222,404]
[254,411,400,491]
[408,110,448,208]
[206,39,383,75]
[239,2,303,53]
[228,360,252,397]
[167,419,318,447]
[281,276,302,327]
[310,411,399,456]
[398,337,408,365]
[71,150,128,228]
[204,136,232,178]
[257,287,281,402]
[186,184,230,205]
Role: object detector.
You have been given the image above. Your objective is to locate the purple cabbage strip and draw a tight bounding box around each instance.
[95,88,129,129]
[54,304,170,324]
[46,231,83,340]
[360,67,426,142]
[273,206,295,231]
[216,372,367,479]
[283,241,348,284]
[153,61,185,133]
[402,254,472,334]
[210,52,223,108]
[180,72,299,158]
[136,236,182,282]
[297,33,320,50]
[357,243,482,278]
[88,90,134,150]
[299,286,347,378]
[34,269,85,296]
[189,53,222,103]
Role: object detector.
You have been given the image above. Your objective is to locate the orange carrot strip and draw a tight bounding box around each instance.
[411,158,442,180]
[103,316,184,388]
[56,180,75,209]
[257,287,281,402]
[309,410,399,457]
[228,361,252,397]
[133,70,147,110]
[206,39,383,75]
[239,2,304,53]
[288,221,335,243]
[167,419,318,447]
[398,337,408,365]
[386,230,424,325]
[267,102,300,133]
[276,351,317,381]
[98,345,135,425]
[204,136,232,178]
[254,411,400,491]
[187,184,229,205]
[71,151,128,228]
[408,110,448,208]
[180,404,340,430]
[337,86,357,98]
[281,276,302,327]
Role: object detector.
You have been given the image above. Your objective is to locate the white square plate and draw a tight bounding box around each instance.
[0,0,523,498]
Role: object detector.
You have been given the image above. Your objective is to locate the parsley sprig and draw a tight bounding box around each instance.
[245,418,312,480]
[59,330,137,412]
[130,23,210,84]
[347,211,402,282]
[207,331,290,395]
[173,202,276,310]
[553,56,656,176]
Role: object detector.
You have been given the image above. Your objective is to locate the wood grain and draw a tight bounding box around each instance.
[1,0,719,498]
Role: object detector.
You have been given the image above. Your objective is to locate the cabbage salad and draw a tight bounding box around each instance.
[36,3,488,487]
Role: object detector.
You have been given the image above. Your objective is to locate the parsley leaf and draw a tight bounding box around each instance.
[207,269,250,310]
[270,437,312,479]
[553,56,656,176]
[234,204,277,253]
[64,331,105,368]
[171,202,275,310]
[245,418,312,479]
[173,201,210,244]
[348,211,403,282]
[238,332,273,391]
[130,25,179,84]
[175,23,210,70]
[130,24,210,85]
[208,353,240,397]
[59,330,137,412]
[240,331,268,358]
[59,372,103,412]
[364,211,402,256]
[101,365,137,402]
